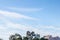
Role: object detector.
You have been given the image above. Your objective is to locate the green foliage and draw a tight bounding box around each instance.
[33,38,40,40]
[0,39,3,40]
[40,37,48,40]
[23,37,28,40]
[9,31,40,40]
[9,33,22,40]
[9,31,50,40]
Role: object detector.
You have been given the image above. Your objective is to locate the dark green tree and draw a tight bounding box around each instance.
[15,33,22,40]
[0,39,3,40]
[9,33,22,40]
[40,37,48,40]
[23,37,28,40]
[33,37,40,40]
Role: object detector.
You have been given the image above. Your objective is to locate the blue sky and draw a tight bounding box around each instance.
[0,0,60,40]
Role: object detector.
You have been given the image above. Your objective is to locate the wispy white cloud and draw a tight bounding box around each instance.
[0,10,39,40]
[0,10,38,20]
[5,21,42,33]
[0,9,60,40]
[0,15,4,19]
[43,26,60,30]
[8,7,43,12]
[5,21,60,37]
[0,25,6,30]
[36,25,60,31]
[0,16,60,40]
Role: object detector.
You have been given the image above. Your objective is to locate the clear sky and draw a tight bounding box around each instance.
[0,0,60,40]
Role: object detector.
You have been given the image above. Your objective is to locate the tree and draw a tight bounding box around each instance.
[0,39,3,40]
[15,33,22,40]
[26,31,32,40]
[40,37,48,40]
[26,31,31,37]
[23,37,28,40]
[33,37,40,40]
[31,31,35,36]
[35,34,40,39]
[9,35,15,40]
[9,33,22,40]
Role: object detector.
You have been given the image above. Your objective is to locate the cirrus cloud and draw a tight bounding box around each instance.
[0,10,39,20]
[7,7,43,12]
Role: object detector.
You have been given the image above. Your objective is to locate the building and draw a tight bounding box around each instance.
[43,35,60,40]
[43,35,52,39]
[49,36,60,40]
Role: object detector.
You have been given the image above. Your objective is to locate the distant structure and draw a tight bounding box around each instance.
[49,36,60,40]
[43,35,52,39]
[43,35,60,40]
